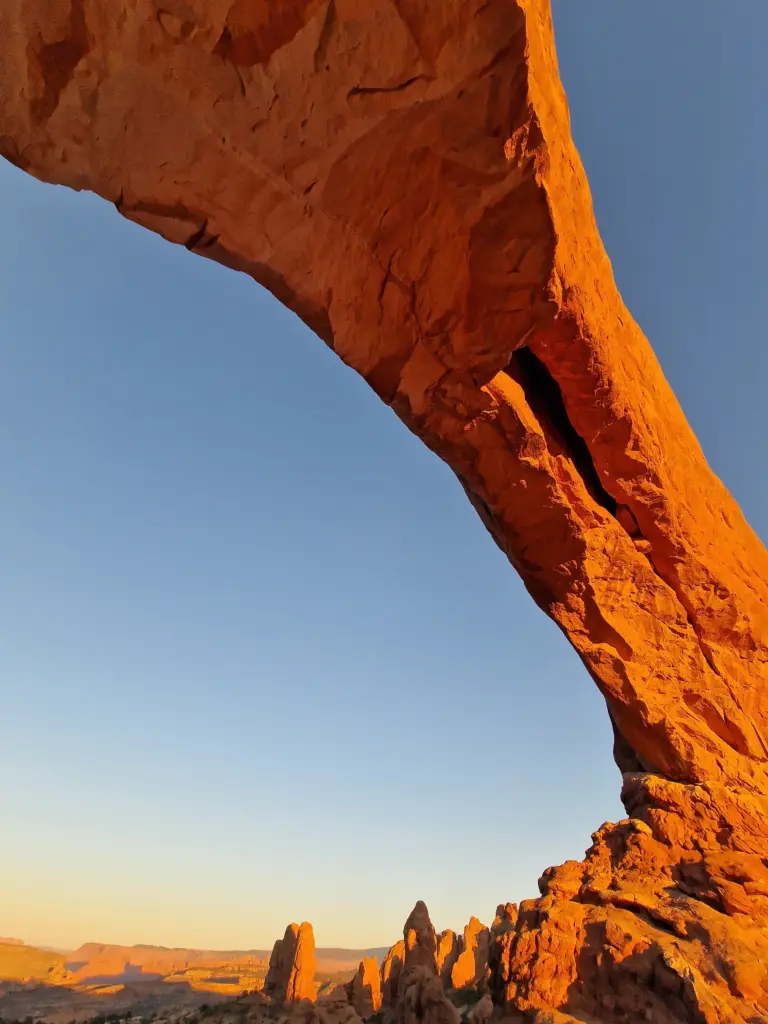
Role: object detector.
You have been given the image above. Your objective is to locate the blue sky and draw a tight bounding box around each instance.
[1,3,766,952]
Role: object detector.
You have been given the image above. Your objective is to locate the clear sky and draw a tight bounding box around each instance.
[1,3,766,953]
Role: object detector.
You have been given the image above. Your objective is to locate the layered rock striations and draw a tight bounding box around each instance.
[2,0,768,1019]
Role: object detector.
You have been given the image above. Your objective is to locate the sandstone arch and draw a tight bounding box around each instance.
[2,0,768,1019]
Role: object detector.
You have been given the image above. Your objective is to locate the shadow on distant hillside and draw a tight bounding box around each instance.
[0,977,222,1024]
[0,938,388,1024]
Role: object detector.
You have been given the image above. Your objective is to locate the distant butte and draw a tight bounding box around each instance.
[2,1,768,1020]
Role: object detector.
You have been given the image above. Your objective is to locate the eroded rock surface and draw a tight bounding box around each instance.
[397,904,460,1024]
[435,931,460,986]
[465,994,493,1024]
[449,918,489,991]
[2,0,768,1020]
[380,940,405,1008]
[266,923,316,1004]
[348,957,382,1020]
[306,994,364,1024]
[487,903,517,999]
[402,902,438,977]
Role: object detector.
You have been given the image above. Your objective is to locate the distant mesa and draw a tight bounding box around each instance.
[0,940,70,986]
[72,963,164,985]
[63,941,387,981]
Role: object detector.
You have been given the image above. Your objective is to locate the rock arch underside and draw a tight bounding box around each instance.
[2,0,768,1021]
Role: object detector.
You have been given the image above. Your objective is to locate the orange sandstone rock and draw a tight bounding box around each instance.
[2,0,768,1019]
[435,931,459,986]
[266,923,316,1005]
[402,902,437,976]
[487,903,517,999]
[349,957,382,1020]
[448,918,489,991]
[396,904,459,1024]
[380,940,405,1008]
[397,970,460,1024]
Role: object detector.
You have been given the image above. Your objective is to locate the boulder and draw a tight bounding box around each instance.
[397,968,460,1024]
[466,994,493,1024]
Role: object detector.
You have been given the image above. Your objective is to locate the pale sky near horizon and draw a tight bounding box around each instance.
[1,3,767,953]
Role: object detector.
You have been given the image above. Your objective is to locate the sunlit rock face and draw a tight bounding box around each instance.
[435,931,460,987]
[266,922,317,1004]
[449,918,489,991]
[349,956,382,1019]
[3,0,768,1019]
[381,939,406,1009]
[397,903,459,1024]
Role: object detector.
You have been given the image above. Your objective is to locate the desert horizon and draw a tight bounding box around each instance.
[2,939,390,963]
[0,904,509,1024]
[0,928,390,1024]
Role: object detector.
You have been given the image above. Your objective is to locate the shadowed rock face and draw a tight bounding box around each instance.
[380,940,405,1008]
[397,905,459,1024]
[487,904,517,998]
[349,957,382,1020]
[402,902,437,977]
[2,0,768,1019]
[435,931,459,986]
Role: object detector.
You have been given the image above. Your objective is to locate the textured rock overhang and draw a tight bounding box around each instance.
[2,1,768,818]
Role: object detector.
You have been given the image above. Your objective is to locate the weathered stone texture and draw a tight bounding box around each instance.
[380,939,405,1008]
[266,923,316,1004]
[449,918,489,991]
[3,1,768,1019]
[349,957,382,1019]
[435,931,460,986]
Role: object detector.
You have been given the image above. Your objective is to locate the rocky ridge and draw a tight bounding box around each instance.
[141,898,768,1024]
[130,905,515,1024]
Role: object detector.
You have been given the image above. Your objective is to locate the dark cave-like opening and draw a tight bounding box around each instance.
[507,346,617,517]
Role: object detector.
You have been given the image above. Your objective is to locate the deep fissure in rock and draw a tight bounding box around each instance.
[506,347,617,516]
